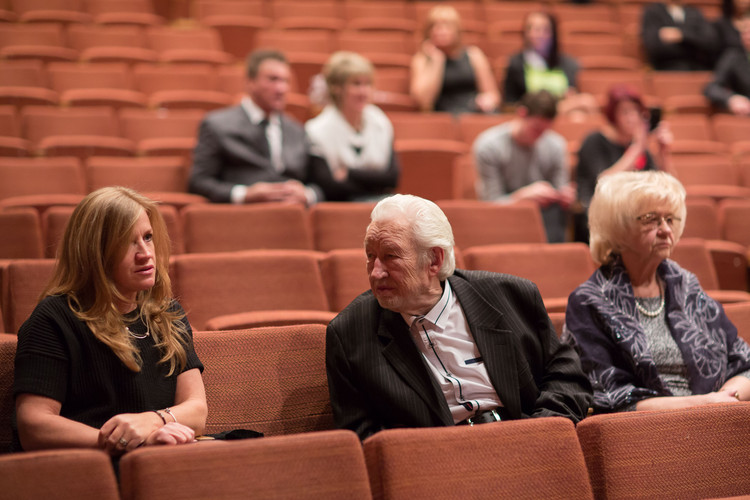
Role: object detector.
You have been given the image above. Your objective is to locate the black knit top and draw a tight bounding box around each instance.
[12,295,203,451]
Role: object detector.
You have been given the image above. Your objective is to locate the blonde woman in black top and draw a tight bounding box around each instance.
[14,187,207,454]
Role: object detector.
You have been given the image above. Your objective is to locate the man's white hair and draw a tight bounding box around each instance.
[369,194,456,279]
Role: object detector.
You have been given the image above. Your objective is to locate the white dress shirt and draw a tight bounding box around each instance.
[230,97,284,204]
[402,281,503,423]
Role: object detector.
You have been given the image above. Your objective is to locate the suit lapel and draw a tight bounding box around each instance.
[450,276,523,419]
[378,309,453,425]
[232,107,274,168]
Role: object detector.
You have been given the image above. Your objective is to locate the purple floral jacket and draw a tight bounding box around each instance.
[563,257,750,413]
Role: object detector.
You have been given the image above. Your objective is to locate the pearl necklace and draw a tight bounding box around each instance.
[126,326,149,339]
[635,284,665,318]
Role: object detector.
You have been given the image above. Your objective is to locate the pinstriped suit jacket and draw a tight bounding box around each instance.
[326,269,593,440]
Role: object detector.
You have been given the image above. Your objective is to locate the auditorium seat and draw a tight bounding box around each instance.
[563,35,628,60]
[192,324,336,437]
[457,112,514,146]
[718,198,750,249]
[0,449,119,499]
[724,301,750,344]
[683,197,720,240]
[395,140,466,201]
[712,114,750,147]
[0,157,87,202]
[132,63,228,111]
[21,106,135,159]
[171,250,329,330]
[671,238,750,302]
[576,69,648,98]
[663,113,712,141]
[648,71,713,104]
[437,200,548,247]
[673,156,750,200]
[87,0,165,26]
[364,417,593,500]
[269,0,343,32]
[66,24,157,64]
[119,430,368,500]
[484,1,544,24]
[336,32,413,69]
[577,55,643,71]
[145,25,234,66]
[577,404,750,500]
[48,62,147,109]
[85,155,188,193]
[0,60,59,107]
[196,0,271,60]
[10,0,92,25]
[319,248,369,312]
[3,259,55,334]
[0,23,77,63]
[182,203,313,253]
[389,111,461,143]
[462,243,596,312]
[118,108,203,158]
[0,105,30,156]
[0,208,44,259]
[309,202,374,252]
[343,1,416,33]
[40,205,74,259]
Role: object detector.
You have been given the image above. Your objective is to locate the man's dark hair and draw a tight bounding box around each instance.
[520,90,558,120]
[246,49,288,79]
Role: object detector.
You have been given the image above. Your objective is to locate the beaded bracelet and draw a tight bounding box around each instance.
[151,410,167,425]
[163,407,178,423]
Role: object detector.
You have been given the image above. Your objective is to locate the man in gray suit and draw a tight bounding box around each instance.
[326,194,592,440]
[189,49,323,204]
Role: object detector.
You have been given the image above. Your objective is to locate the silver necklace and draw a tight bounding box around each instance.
[126,326,149,339]
[635,283,665,318]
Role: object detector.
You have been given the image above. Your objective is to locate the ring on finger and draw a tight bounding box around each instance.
[118,437,129,447]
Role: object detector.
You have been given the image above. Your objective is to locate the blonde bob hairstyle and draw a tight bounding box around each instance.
[323,51,374,108]
[423,5,462,46]
[368,194,456,280]
[589,171,687,266]
[43,186,189,375]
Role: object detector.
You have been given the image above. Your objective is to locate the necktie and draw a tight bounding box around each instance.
[258,118,271,160]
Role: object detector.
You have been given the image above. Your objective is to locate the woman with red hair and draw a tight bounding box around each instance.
[574,85,675,242]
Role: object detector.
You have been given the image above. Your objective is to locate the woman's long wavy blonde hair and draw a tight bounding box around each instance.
[43,187,188,375]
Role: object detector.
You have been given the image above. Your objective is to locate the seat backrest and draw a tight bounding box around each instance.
[47,61,133,92]
[0,208,44,259]
[66,23,149,50]
[194,324,334,436]
[388,111,460,141]
[119,430,369,500]
[0,333,16,452]
[673,156,740,186]
[395,140,466,201]
[462,243,596,300]
[670,238,720,289]
[182,203,313,253]
[319,248,369,312]
[21,106,121,145]
[437,200,547,247]
[309,202,374,252]
[85,155,188,193]
[119,108,204,142]
[0,157,86,201]
[683,196,720,240]
[718,198,750,247]
[364,417,593,500]
[577,404,750,500]
[172,250,329,329]
[723,301,750,344]
[132,63,219,93]
[0,448,119,499]
[5,259,55,333]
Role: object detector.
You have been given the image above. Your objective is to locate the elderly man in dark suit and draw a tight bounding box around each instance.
[326,194,592,440]
[189,49,324,204]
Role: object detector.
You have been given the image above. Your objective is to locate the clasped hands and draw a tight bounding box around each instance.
[99,412,196,456]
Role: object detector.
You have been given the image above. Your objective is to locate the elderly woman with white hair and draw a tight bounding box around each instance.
[564,171,750,413]
[305,51,399,202]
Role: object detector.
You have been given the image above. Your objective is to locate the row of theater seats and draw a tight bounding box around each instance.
[2,237,750,336]
[2,326,750,500]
